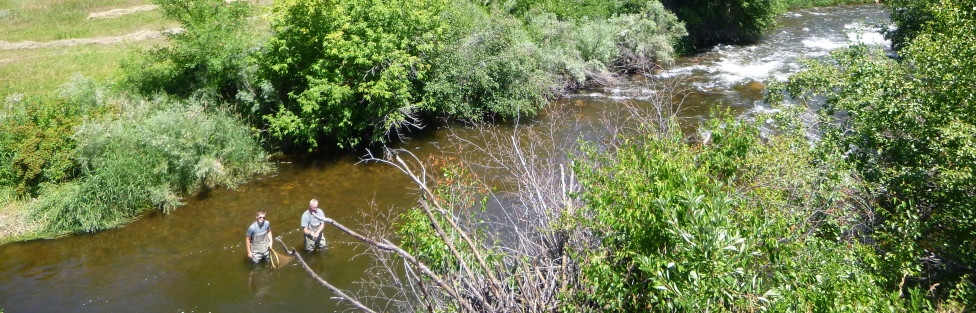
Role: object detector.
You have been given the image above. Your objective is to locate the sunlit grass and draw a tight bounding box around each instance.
[0,40,162,97]
[0,0,177,42]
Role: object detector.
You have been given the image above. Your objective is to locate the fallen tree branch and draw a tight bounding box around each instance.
[274,237,377,313]
[315,217,480,312]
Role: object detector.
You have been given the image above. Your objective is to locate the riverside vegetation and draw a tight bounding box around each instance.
[1,0,973,311]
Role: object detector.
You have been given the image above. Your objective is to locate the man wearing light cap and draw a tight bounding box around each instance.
[301,199,327,252]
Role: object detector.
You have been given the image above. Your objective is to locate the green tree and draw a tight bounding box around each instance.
[260,0,450,148]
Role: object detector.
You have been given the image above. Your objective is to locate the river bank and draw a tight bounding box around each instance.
[0,4,897,312]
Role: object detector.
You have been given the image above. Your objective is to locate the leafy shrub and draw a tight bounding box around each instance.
[31,97,270,234]
[0,76,104,197]
[502,0,645,20]
[397,161,490,273]
[765,0,976,302]
[257,0,684,148]
[884,0,935,50]
[573,117,911,311]
[260,0,451,149]
[123,0,263,110]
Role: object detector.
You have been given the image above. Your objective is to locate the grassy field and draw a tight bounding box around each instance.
[0,0,175,42]
[0,41,163,97]
[0,0,175,98]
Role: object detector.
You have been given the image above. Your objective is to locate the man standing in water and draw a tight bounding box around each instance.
[302,199,327,252]
[245,210,273,264]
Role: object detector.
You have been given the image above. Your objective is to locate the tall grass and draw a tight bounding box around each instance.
[28,94,271,234]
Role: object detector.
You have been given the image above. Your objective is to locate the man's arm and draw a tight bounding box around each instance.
[302,214,314,236]
[313,222,325,238]
[245,235,252,257]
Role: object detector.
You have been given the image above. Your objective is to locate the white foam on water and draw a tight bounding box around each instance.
[653,64,712,79]
[802,37,846,50]
[606,87,659,100]
[714,59,783,84]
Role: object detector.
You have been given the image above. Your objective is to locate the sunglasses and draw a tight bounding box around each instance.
[257,216,266,219]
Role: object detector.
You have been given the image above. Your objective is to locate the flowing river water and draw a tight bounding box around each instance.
[0,5,890,312]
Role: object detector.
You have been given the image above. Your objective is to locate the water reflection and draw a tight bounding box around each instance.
[247,264,273,300]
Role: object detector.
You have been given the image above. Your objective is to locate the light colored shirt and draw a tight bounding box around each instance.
[301,209,326,230]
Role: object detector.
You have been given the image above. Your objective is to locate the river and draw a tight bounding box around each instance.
[0,5,890,312]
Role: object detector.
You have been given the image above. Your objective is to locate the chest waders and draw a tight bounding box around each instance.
[304,218,327,252]
[252,227,271,253]
[251,226,271,263]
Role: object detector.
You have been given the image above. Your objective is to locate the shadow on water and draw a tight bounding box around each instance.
[0,4,890,312]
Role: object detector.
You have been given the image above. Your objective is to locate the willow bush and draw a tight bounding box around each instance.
[123,0,689,149]
[525,1,685,88]
[30,97,270,234]
[422,3,553,120]
[502,0,647,20]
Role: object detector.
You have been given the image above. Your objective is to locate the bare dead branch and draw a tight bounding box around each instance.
[316,217,480,312]
[274,237,378,313]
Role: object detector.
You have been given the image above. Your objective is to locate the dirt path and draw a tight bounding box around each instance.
[87,4,160,19]
[0,28,182,50]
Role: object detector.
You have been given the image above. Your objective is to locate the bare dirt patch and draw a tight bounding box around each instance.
[0,28,182,50]
[87,4,160,19]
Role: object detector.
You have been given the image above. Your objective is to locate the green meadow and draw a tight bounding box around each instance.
[0,0,174,97]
